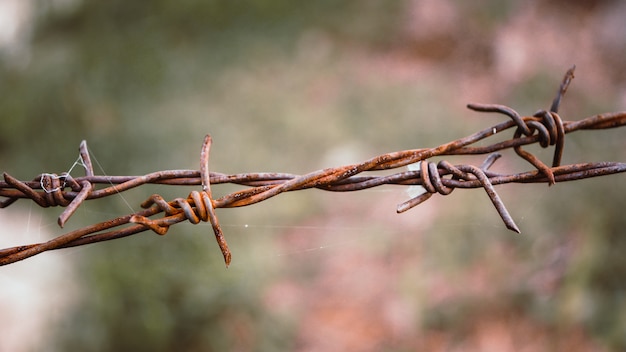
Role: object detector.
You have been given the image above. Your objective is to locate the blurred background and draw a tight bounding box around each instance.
[1,0,625,351]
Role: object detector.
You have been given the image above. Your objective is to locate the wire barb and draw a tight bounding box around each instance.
[130,136,232,267]
[1,67,625,266]
[469,66,574,185]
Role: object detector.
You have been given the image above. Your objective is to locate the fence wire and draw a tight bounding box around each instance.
[1,66,625,266]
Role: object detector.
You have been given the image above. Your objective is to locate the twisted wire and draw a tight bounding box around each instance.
[1,66,625,267]
[129,136,231,266]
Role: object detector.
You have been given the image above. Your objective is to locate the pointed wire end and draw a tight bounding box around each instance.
[202,135,213,154]
[506,222,521,234]
[396,192,433,213]
[200,135,213,193]
[0,197,18,208]
[567,64,576,76]
[79,140,89,157]
[396,204,410,214]
[57,217,66,228]
[480,153,502,170]
[547,173,556,187]
[550,65,577,113]
[466,103,483,111]
[538,165,556,186]
[224,252,232,268]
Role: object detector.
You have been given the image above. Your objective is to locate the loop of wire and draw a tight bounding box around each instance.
[129,192,220,238]
[3,145,96,227]
[468,66,574,185]
[397,154,519,233]
[130,135,232,266]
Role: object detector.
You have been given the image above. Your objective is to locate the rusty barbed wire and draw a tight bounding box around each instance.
[1,66,625,267]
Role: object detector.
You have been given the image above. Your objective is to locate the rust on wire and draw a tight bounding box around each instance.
[1,67,625,267]
[129,135,232,266]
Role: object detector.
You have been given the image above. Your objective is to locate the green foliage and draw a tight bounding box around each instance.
[53,234,293,351]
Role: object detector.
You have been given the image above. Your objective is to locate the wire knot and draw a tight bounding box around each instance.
[1,171,92,227]
[398,154,520,233]
[39,173,74,207]
[513,109,565,185]
[130,191,215,232]
[130,135,232,267]
[466,66,575,186]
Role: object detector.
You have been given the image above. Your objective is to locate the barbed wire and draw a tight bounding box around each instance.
[1,66,625,267]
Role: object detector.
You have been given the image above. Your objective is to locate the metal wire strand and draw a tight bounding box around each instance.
[1,67,625,266]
